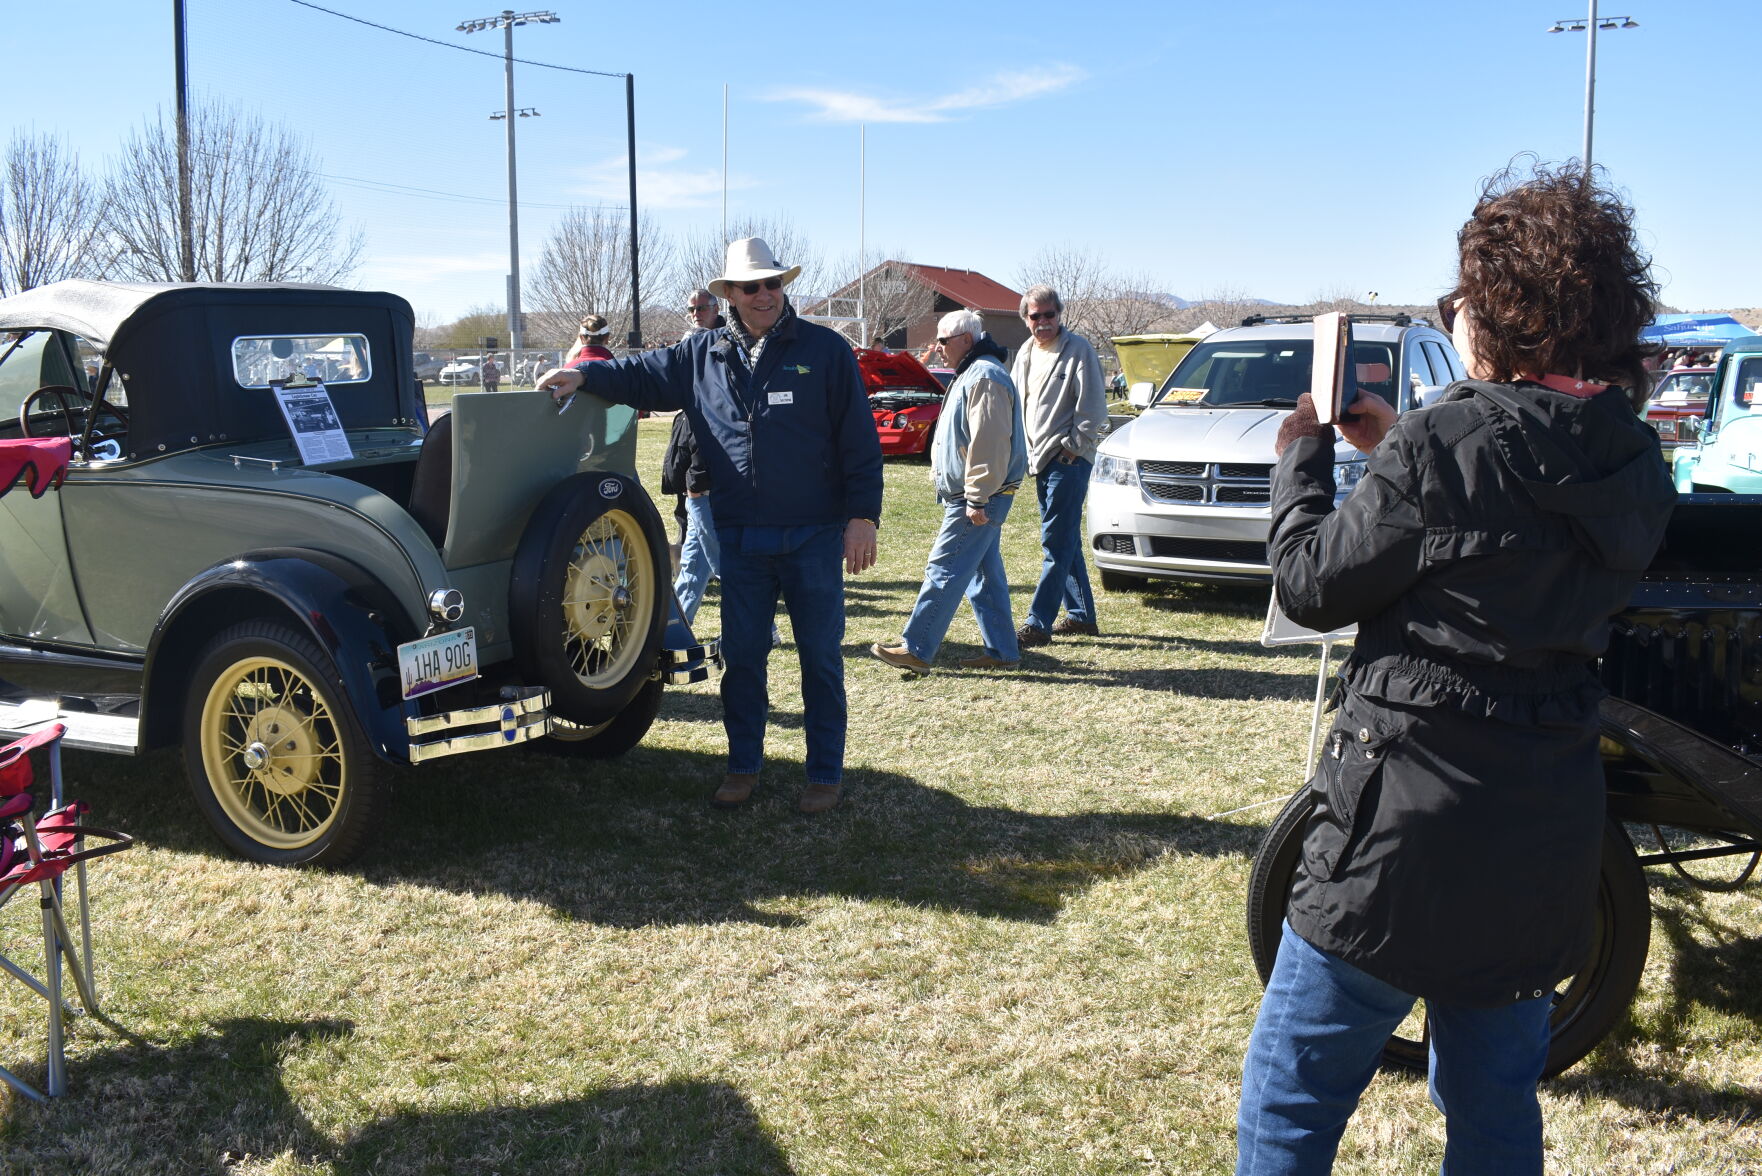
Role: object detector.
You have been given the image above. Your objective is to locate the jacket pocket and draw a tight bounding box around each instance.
[1304,704,1403,882]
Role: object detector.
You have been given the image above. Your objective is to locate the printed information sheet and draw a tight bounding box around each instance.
[273,382,354,465]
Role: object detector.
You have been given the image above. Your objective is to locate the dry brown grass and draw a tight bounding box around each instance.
[0,417,1756,1174]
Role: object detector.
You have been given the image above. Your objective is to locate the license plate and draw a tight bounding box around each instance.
[398,627,479,700]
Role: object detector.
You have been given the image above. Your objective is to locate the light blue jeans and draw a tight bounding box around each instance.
[1237,921,1552,1175]
[900,493,1019,663]
[673,494,719,625]
[1026,455,1096,632]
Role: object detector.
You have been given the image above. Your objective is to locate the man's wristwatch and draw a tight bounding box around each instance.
[851,517,880,531]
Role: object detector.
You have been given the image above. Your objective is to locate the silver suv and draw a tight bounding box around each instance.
[1087,315,1465,586]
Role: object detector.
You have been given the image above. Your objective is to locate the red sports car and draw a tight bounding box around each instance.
[858,348,947,458]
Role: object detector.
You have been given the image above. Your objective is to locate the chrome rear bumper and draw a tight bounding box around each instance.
[406,685,551,764]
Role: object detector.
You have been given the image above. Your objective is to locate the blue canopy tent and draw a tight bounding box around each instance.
[1642,314,1758,349]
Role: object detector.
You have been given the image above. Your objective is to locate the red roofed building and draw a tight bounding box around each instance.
[810,261,1027,355]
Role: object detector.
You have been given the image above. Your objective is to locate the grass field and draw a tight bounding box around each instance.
[1,416,1758,1174]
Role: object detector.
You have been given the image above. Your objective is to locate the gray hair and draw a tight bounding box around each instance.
[1020,284,1062,317]
[688,287,717,306]
[937,309,984,342]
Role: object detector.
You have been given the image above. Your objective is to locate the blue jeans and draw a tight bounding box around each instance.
[673,494,720,625]
[1237,922,1551,1175]
[900,493,1018,662]
[1027,456,1096,632]
[717,524,846,786]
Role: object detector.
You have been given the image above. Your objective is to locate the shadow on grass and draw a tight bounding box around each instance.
[60,737,1259,929]
[337,742,1257,928]
[1549,881,1762,1122]
[0,1017,795,1175]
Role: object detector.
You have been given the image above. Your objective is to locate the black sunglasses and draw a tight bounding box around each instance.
[734,277,784,295]
[1027,309,1059,322]
[687,303,714,313]
[1436,293,1461,333]
[936,335,960,346]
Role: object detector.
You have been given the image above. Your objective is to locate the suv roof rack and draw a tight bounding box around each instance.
[1239,312,1417,328]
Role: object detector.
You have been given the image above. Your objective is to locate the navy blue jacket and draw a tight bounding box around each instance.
[575,315,883,529]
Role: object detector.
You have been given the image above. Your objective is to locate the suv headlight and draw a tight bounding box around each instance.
[1092,453,1137,487]
[1334,459,1367,498]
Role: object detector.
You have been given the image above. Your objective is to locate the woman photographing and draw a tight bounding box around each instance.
[1236,163,1677,1173]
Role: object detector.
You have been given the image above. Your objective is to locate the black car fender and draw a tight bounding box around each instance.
[142,549,420,760]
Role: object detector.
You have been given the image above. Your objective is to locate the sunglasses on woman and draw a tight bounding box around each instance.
[1436,294,1462,333]
[734,278,783,295]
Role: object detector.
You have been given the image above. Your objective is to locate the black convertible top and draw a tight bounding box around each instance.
[0,281,423,459]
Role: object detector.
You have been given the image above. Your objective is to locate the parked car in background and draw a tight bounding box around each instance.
[438,355,482,385]
[412,351,446,384]
[928,365,956,390]
[1114,328,1216,411]
[1670,336,1762,493]
[1644,366,1715,456]
[858,348,947,458]
[1088,314,1465,587]
[0,281,716,867]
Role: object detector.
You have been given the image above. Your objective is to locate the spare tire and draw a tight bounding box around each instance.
[509,472,669,726]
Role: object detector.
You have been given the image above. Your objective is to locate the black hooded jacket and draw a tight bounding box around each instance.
[1268,380,1675,1004]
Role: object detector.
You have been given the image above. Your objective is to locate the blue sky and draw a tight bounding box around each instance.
[12,0,1760,325]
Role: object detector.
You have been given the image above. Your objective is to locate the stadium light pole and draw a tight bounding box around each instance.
[458,9,559,354]
[1548,2,1639,171]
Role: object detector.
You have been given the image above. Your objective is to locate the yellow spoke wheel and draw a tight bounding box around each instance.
[184,620,378,866]
[559,509,655,689]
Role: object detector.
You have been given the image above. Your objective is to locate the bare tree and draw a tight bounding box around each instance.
[677,215,822,303]
[103,101,362,284]
[813,252,935,347]
[1,133,109,296]
[524,205,674,348]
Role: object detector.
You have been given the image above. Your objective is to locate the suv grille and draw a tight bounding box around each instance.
[1147,536,1268,565]
[1138,460,1274,507]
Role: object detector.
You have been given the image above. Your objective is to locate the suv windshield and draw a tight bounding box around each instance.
[1156,337,1398,409]
[232,334,372,389]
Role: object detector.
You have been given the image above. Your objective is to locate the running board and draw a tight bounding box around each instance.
[0,699,139,754]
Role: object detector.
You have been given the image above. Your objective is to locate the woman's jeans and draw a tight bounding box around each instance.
[673,494,719,625]
[900,493,1018,662]
[717,524,846,787]
[1237,921,1551,1175]
[1026,456,1096,632]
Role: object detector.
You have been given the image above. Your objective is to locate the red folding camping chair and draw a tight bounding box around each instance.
[0,724,133,1101]
[0,437,133,1100]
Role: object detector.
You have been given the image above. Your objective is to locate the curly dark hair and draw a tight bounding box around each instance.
[1454,159,1658,400]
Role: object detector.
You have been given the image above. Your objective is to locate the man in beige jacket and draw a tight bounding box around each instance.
[1010,284,1108,646]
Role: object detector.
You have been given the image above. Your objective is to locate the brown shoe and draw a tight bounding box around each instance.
[1051,617,1100,637]
[799,781,843,814]
[1015,623,1051,648]
[958,653,1019,669]
[870,641,932,674]
[711,773,758,809]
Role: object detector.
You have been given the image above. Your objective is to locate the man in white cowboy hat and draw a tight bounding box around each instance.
[538,237,883,815]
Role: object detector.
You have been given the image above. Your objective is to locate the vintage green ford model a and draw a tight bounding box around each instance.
[0,281,713,866]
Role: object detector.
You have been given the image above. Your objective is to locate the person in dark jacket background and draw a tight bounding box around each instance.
[662,288,727,594]
[1235,163,1676,1174]
[538,239,882,815]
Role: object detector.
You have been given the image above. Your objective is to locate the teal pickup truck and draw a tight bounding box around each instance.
[1672,335,1762,492]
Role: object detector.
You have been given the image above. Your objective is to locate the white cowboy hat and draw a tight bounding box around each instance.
[707,237,801,299]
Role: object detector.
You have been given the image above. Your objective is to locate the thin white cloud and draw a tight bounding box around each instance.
[771,64,1085,124]
[569,145,753,211]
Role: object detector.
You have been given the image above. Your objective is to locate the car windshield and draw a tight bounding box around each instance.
[232,334,372,389]
[1156,338,1398,409]
[1653,370,1714,403]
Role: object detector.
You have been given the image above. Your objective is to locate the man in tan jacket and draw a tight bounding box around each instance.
[873,310,1028,673]
[1010,285,1108,646]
